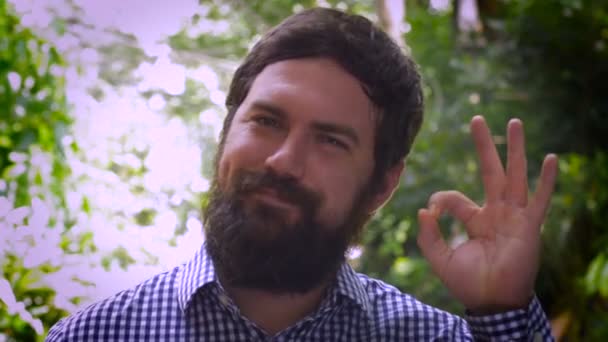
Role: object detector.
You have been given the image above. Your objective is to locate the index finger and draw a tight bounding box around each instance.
[470,116,506,203]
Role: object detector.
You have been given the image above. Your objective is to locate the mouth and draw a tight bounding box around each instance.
[249,187,297,210]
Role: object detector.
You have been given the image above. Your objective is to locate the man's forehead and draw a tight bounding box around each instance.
[243,58,376,120]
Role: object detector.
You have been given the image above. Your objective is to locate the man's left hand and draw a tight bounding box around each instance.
[417,116,558,314]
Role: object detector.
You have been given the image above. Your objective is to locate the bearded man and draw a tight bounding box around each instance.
[47,7,558,341]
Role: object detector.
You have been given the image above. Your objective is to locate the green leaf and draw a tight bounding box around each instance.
[134,208,157,226]
[0,135,12,147]
[585,253,606,294]
[51,18,66,36]
[599,257,608,297]
[81,196,91,214]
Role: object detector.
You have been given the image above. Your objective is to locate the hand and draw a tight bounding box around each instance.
[416,115,558,314]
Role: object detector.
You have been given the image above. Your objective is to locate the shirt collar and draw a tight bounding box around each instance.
[177,245,371,313]
[177,243,217,311]
[332,262,371,313]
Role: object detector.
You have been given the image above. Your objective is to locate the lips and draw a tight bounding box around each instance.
[232,170,321,220]
[250,187,296,209]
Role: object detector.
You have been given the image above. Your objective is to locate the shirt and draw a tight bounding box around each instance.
[46,245,554,341]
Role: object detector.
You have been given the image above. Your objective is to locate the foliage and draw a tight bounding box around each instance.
[0,0,71,208]
[539,152,608,340]
[485,2,608,339]
[360,1,608,339]
[0,0,77,340]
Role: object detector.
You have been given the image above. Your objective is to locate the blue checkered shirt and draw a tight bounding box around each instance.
[46,245,554,341]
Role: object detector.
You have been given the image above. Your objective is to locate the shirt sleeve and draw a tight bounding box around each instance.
[464,296,554,341]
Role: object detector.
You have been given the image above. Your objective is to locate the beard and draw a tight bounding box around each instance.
[203,168,373,294]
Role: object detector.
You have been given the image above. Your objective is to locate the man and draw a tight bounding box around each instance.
[47,7,558,341]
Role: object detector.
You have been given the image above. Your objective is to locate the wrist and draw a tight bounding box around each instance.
[466,294,534,316]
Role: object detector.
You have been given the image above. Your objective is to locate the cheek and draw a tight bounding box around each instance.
[307,150,374,226]
[217,133,246,187]
[315,173,365,227]
[217,129,273,185]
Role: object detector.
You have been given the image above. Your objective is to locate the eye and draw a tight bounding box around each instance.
[318,134,349,150]
[253,115,281,128]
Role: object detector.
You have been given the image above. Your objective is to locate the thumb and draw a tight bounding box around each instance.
[417,208,452,279]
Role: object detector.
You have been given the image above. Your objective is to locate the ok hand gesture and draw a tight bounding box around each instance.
[417,116,558,314]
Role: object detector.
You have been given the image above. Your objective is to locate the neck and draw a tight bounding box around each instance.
[224,283,329,335]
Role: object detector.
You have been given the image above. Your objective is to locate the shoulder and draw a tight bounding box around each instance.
[357,273,444,315]
[356,273,467,339]
[46,266,181,341]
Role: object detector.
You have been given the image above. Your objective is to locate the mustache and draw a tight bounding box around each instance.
[233,169,322,211]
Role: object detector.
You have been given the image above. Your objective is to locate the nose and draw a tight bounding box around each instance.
[264,136,306,180]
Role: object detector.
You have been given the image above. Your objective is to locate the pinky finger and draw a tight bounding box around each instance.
[529,154,559,226]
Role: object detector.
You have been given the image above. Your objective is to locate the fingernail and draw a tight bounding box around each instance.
[429,203,440,218]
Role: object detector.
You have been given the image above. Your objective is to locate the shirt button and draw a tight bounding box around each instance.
[533,332,543,342]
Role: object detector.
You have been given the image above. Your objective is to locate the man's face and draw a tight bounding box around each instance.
[205,58,378,293]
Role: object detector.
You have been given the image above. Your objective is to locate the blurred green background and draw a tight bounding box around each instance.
[1,0,607,340]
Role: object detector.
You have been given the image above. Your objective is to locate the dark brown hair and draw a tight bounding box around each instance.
[222,7,424,189]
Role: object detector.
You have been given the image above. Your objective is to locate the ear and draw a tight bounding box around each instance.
[366,161,404,213]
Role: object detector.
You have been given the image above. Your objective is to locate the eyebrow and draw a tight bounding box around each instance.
[250,101,289,119]
[250,100,361,147]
